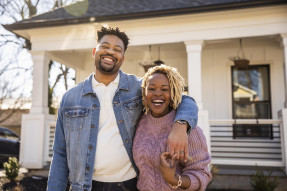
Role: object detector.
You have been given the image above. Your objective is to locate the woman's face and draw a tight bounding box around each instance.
[144,73,171,118]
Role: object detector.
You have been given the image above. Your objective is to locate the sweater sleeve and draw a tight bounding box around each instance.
[179,126,212,191]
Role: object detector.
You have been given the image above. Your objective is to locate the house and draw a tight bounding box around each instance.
[3,0,287,189]
[0,109,30,136]
[0,98,31,135]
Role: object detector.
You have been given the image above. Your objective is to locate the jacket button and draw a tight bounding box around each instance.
[125,139,129,143]
[93,104,97,108]
[91,124,95,128]
[118,120,124,123]
[89,145,93,149]
[86,167,90,171]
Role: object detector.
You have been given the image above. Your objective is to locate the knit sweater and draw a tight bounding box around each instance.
[132,110,212,191]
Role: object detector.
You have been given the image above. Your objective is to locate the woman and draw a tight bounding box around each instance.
[133,65,212,191]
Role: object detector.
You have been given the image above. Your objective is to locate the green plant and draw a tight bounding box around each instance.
[3,157,20,182]
[250,169,279,191]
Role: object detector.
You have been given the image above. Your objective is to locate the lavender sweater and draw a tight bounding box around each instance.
[133,110,212,191]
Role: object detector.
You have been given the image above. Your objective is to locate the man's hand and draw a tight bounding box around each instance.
[167,122,188,162]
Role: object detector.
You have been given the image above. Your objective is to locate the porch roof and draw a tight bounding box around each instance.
[3,0,287,31]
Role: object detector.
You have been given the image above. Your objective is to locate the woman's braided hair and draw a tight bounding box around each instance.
[141,65,185,114]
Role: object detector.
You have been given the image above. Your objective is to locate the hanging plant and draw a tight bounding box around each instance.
[229,39,250,70]
[229,56,250,70]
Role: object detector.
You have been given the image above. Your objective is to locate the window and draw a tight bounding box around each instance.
[231,65,272,138]
[3,129,19,141]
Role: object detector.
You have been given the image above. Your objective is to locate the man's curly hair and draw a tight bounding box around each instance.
[97,27,130,51]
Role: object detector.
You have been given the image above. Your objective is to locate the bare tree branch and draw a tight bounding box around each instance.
[0,0,77,120]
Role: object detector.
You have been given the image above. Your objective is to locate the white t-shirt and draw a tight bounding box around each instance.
[92,73,136,182]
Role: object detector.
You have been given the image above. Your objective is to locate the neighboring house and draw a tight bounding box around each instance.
[0,109,29,136]
[3,0,287,185]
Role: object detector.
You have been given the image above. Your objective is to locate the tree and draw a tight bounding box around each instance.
[0,0,77,120]
[0,40,31,123]
[48,60,74,114]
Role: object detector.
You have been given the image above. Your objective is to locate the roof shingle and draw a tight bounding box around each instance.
[4,0,287,31]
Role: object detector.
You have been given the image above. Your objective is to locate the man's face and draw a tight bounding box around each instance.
[94,35,125,75]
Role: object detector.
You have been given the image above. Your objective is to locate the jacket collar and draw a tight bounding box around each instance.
[82,70,129,96]
[82,74,94,95]
[118,70,129,91]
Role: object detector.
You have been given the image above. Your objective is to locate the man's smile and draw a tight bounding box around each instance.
[101,55,117,65]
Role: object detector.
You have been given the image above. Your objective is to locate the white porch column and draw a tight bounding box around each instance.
[184,40,204,110]
[280,34,287,174]
[279,109,287,174]
[281,34,287,108]
[184,40,211,152]
[21,51,54,169]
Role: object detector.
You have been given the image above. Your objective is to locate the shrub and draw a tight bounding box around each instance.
[3,157,20,182]
[250,169,279,191]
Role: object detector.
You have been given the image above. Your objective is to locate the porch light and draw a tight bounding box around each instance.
[229,39,250,70]
[139,45,164,72]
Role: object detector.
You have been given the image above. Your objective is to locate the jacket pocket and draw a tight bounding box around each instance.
[64,107,89,131]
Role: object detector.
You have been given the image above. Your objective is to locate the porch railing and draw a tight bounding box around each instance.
[46,119,284,168]
[209,119,284,167]
[47,121,56,162]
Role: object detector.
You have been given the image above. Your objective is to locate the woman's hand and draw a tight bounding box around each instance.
[159,152,192,189]
[158,152,178,185]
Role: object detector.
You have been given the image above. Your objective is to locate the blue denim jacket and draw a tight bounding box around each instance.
[47,71,198,191]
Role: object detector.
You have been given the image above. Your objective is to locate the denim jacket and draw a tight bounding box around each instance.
[47,70,198,191]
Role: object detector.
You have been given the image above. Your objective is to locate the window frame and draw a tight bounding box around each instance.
[231,64,273,139]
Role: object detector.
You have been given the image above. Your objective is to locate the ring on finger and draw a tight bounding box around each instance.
[179,150,184,154]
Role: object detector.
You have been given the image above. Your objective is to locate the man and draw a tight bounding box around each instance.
[47,27,198,191]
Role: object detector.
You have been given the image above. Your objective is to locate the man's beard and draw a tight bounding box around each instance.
[97,54,118,73]
[98,60,115,72]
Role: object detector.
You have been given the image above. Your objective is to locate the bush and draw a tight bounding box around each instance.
[250,169,279,191]
[3,157,20,182]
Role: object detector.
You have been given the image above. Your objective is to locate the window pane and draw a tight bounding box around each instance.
[4,129,19,141]
[232,65,271,119]
[233,67,270,102]
[234,102,271,119]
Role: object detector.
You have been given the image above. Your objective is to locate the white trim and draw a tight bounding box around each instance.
[279,109,287,174]
[210,119,281,124]
[212,159,284,167]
